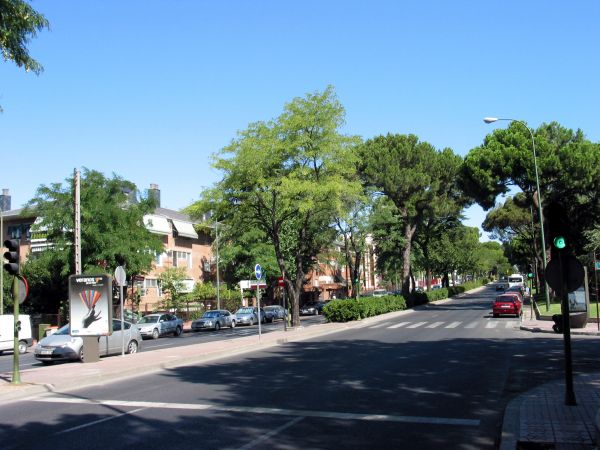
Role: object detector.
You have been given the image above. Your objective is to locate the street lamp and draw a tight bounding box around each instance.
[483,117,551,309]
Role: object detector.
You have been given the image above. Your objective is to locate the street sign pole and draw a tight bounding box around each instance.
[255,264,262,342]
[12,276,20,385]
[115,266,127,356]
[594,252,599,331]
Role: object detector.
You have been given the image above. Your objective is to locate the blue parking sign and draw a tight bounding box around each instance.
[255,264,262,280]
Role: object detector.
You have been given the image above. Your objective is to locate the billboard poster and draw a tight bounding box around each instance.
[69,274,113,336]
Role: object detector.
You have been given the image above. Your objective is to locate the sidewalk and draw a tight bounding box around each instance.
[2,305,600,449]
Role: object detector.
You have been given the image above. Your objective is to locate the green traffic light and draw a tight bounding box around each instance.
[527,273,534,279]
[553,236,566,249]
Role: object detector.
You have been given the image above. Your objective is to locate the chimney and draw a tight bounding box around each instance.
[148,183,161,208]
[0,189,11,212]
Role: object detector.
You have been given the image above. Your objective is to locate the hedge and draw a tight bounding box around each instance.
[323,295,407,322]
[323,278,488,323]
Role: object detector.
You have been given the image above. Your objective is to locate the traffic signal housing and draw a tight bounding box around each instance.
[3,239,20,275]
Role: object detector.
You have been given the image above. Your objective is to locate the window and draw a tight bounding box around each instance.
[171,250,191,268]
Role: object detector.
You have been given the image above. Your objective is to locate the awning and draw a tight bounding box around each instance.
[171,219,198,239]
[144,215,171,235]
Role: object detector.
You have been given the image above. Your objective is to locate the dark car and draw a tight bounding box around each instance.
[191,309,236,331]
[263,305,287,322]
[300,301,326,316]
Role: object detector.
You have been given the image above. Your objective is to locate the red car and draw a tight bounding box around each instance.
[493,294,522,318]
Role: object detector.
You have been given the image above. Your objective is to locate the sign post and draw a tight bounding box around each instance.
[114,266,127,356]
[255,264,262,342]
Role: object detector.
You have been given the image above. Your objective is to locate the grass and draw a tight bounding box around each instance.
[535,300,600,319]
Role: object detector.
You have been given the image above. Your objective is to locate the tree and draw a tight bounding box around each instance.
[462,122,600,258]
[1,0,49,110]
[22,168,164,313]
[187,87,362,326]
[158,267,188,311]
[358,134,465,297]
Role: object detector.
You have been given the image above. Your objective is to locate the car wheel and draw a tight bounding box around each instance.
[152,328,160,339]
[174,326,182,337]
[215,322,220,331]
[262,316,266,324]
[127,340,139,354]
[230,320,236,329]
[18,341,28,354]
[78,347,84,362]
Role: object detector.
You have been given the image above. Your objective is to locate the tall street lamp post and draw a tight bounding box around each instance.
[483,117,551,309]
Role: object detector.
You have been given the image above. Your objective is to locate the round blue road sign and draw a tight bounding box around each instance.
[255,264,262,280]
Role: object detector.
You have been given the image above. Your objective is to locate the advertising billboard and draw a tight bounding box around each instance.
[69,274,113,336]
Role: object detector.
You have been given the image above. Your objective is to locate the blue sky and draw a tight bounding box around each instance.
[2,1,599,241]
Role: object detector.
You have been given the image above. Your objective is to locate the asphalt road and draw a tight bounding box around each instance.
[2,287,600,449]
[0,314,326,373]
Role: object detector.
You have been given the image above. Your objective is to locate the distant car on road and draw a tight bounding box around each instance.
[33,319,142,364]
[492,294,522,318]
[191,310,236,331]
[137,313,183,339]
[235,307,266,325]
[263,305,286,322]
[372,289,388,297]
[300,301,326,316]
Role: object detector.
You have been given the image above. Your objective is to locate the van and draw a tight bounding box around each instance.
[508,274,524,289]
[0,314,33,354]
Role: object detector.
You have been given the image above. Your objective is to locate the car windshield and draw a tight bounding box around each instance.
[237,308,254,314]
[138,315,159,324]
[55,324,70,335]
[264,306,277,310]
[203,311,219,318]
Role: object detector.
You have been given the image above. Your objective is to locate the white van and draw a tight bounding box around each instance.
[508,274,524,289]
[0,314,33,354]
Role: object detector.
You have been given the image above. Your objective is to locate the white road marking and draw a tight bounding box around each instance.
[407,322,427,329]
[425,322,444,329]
[370,322,391,328]
[57,407,146,434]
[388,322,409,329]
[236,416,304,450]
[465,321,479,329]
[35,397,480,427]
[485,321,498,329]
[445,321,461,328]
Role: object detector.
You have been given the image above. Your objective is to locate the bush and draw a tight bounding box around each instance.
[323,295,407,322]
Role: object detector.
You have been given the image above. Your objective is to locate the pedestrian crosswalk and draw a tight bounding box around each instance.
[367,318,520,330]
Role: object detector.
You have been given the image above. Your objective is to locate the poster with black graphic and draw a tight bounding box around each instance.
[69,274,113,336]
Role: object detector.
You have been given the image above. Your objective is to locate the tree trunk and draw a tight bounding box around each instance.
[401,222,417,297]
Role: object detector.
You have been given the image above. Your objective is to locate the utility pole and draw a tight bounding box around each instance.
[74,169,82,275]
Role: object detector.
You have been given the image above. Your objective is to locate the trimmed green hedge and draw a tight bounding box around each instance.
[323,295,407,322]
[324,278,488,323]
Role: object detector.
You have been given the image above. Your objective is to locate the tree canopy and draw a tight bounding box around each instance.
[186,86,362,325]
[22,169,164,312]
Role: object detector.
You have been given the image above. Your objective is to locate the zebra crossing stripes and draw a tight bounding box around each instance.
[381,319,520,331]
[388,322,409,329]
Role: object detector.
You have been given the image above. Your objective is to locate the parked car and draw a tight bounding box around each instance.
[263,305,287,322]
[0,314,33,355]
[137,313,183,339]
[492,294,522,318]
[300,301,326,316]
[235,307,266,325]
[191,310,236,331]
[33,319,142,364]
[372,289,388,297]
[504,286,524,303]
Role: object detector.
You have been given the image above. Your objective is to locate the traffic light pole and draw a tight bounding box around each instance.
[557,250,576,406]
[12,276,21,385]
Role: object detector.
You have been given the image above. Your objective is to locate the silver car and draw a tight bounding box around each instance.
[137,313,184,339]
[33,319,142,364]
[263,305,286,322]
[235,307,266,325]
[191,310,236,331]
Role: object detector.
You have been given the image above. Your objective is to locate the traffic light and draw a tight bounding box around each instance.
[3,239,20,275]
[527,272,534,279]
[15,320,21,332]
[553,235,566,250]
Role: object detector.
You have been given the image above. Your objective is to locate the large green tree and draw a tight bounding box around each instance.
[358,134,465,297]
[462,122,600,259]
[22,169,164,313]
[1,0,49,110]
[187,87,361,326]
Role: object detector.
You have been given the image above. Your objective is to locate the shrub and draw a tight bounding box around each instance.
[323,295,406,322]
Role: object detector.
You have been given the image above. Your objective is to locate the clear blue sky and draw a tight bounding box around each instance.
[2,1,599,241]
